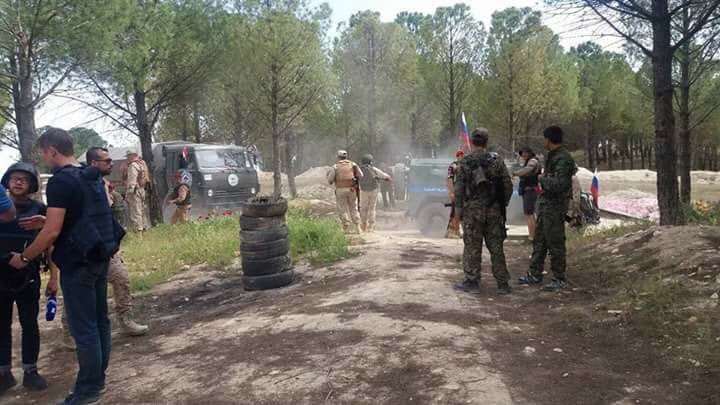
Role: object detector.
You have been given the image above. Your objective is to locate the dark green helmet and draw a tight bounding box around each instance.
[1,162,40,193]
[361,154,374,165]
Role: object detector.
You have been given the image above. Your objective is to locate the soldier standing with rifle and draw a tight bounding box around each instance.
[358,154,391,233]
[453,129,513,295]
[327,150,364,234]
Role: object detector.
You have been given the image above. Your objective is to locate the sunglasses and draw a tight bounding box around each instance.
[92,158,113,164]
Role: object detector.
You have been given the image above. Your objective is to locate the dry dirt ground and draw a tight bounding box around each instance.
[1,228,717,404]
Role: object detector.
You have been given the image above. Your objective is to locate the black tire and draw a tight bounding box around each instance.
[241,225,289,244]
[243,268,295,291]
[241,239,290,260]
[418,203,450,238]
[242,254,292,276]
[241,197,288,218]
[240,215,286,231]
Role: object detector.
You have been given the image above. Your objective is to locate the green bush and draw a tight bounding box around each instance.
[687,201,720,226]
[287,208,349,264]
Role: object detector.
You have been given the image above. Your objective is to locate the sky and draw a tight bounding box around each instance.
[1,0,617,173]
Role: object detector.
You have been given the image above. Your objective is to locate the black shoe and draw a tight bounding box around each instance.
[454,279,480,291]
[518,274,543,285]
[497,283,512,295]
[0,372,17,395]
[55,393,100,405]
[23,370,48,391]
[543,279,567,292]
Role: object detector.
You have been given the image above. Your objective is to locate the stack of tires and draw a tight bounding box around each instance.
[240,197,294,291]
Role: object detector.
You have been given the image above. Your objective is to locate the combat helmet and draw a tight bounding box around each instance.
[1,162,40,193]
[337,150,348,160]
[361,154,374,165]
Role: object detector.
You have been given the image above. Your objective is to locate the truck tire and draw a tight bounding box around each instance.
[241,239,290,260]
[240,215,286,231]
[242,254,292,276]
[241,225,289,244]
[243,268,295,291]
[418,203,449,238]
[241,197,288,218]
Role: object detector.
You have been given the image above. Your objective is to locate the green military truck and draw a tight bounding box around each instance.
[406,157,525,237]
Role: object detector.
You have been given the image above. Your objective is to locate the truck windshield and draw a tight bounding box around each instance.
[196,149,246,169]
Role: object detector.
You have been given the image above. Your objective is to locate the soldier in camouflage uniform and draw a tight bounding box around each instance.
[519,126,577,292]
[454,129,514,294]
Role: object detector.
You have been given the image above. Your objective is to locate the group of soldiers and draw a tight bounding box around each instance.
[447,126,576,294]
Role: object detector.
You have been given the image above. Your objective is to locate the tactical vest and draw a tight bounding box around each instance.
[334,160,355,188]
[0,200,44,292]
[53,166,126,265]
[171,184,192,206]
[518,157,540,191]
[358,164,378,192]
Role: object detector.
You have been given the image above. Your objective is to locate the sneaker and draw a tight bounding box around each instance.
[55,393,100,405]
[119,315,149,337]
[497,283,512,295]
[453,279,480,292]
[22,370,48,391]
[0,372,17,395]
[543,279,567,292]
[518,274,543,285]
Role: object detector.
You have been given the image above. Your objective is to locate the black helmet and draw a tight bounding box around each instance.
[1,162,40,194]
[361,154,374,165]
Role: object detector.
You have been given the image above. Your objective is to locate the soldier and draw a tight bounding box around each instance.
[378,162,395,209]
[512,147,541,242]
[327,150,364,234]
[125,148,149,232]
[166,170,192,225]
[454,129,513,295]
[519,126,577,292]
[358,154,391,233]
[446,149,465,239]
[0,163,59,394]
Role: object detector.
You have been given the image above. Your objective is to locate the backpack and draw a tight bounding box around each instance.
[464,154,505,208]
[55,166,126,262]
[334,160,355,188]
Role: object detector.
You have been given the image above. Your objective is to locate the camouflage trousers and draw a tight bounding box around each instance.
[126,189,148,232]
[529,202,567,281]
[335,187,360,227]
[61,254,132,333]
[359,190,379,231]
[461,207,510,284]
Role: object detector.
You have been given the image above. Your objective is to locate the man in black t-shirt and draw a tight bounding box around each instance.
[8,128,112,405]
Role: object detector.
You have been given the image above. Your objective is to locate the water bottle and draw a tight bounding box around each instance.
[46,295,57,321]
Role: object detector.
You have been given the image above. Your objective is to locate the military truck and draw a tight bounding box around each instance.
[152,142,260,218]
[406,158,524,237]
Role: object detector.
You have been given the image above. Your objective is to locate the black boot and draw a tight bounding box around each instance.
[23,370,48,391]
[518,273,543,285]
[543,278,567,292]
[0,372,17,395]
[497,283,512,295]
[454,279,480,291]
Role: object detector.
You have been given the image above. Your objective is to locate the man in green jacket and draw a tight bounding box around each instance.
[519,126,577,292]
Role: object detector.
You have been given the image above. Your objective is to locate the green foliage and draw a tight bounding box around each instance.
[287,208,349,264]
[68,127,107,158]
[687,201,720,225]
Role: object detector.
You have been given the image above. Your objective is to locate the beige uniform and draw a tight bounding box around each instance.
[126,159,149,231]
[327,160,363,230]
[359,166,391,232]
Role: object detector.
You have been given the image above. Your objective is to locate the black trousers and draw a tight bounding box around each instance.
[0,278,40,368]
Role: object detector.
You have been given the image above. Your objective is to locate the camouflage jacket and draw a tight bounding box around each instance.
[539,146,577,204]
[454,150,513,212]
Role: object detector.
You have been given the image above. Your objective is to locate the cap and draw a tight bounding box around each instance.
[455,149,465,158]
[361,154,373,164]
[125,148,139,157]
[471,128,489,145]
[337,150,348,159]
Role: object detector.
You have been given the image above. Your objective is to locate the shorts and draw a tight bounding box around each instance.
[522,189,538,216]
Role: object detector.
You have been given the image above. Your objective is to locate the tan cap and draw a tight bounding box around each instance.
[125,148,139,157]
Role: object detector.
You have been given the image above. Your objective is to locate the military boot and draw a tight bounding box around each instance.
[497,283,512,295]
[543,278,567,292]
[0,372,17,395]
[453,279,480,292]
[119,315,149,336]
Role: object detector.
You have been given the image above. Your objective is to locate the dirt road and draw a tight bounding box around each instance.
[2,230,697,404]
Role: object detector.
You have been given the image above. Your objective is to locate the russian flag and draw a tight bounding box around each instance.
[459,112,470,150]
[590,170,599,207]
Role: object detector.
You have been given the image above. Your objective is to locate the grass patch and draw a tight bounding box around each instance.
[122,209,349,292]
[287,208,349,265]
[687,200,720,225]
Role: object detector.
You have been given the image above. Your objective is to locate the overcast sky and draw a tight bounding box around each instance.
[1,0,617,172]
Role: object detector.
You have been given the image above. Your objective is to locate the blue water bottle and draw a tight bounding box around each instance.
[46,295,57,321]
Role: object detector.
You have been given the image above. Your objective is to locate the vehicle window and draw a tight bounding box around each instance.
[196,150,246,169]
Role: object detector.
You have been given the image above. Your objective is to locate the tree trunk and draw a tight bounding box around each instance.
[134,89,162,226]
[14,37,37,163]
[629,137,635,170]
[180,104,189,141]
[652,0,683,225]
[678,9,692,206]
[193,100,202,144]
[367,31,377,155]
[640,142,646,169]
[271,62,282,199]
[284,131,297,198]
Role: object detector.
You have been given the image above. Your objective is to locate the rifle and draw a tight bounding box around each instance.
[353,177,360,210]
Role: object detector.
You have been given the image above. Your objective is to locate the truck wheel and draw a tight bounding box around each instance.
[418,203,449,238]
[241,239,290,260]
[241,225,289,244]
[241,197,288,218]
[242,254,292,276]
[240,215,286,231]
[243,268,295,290]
